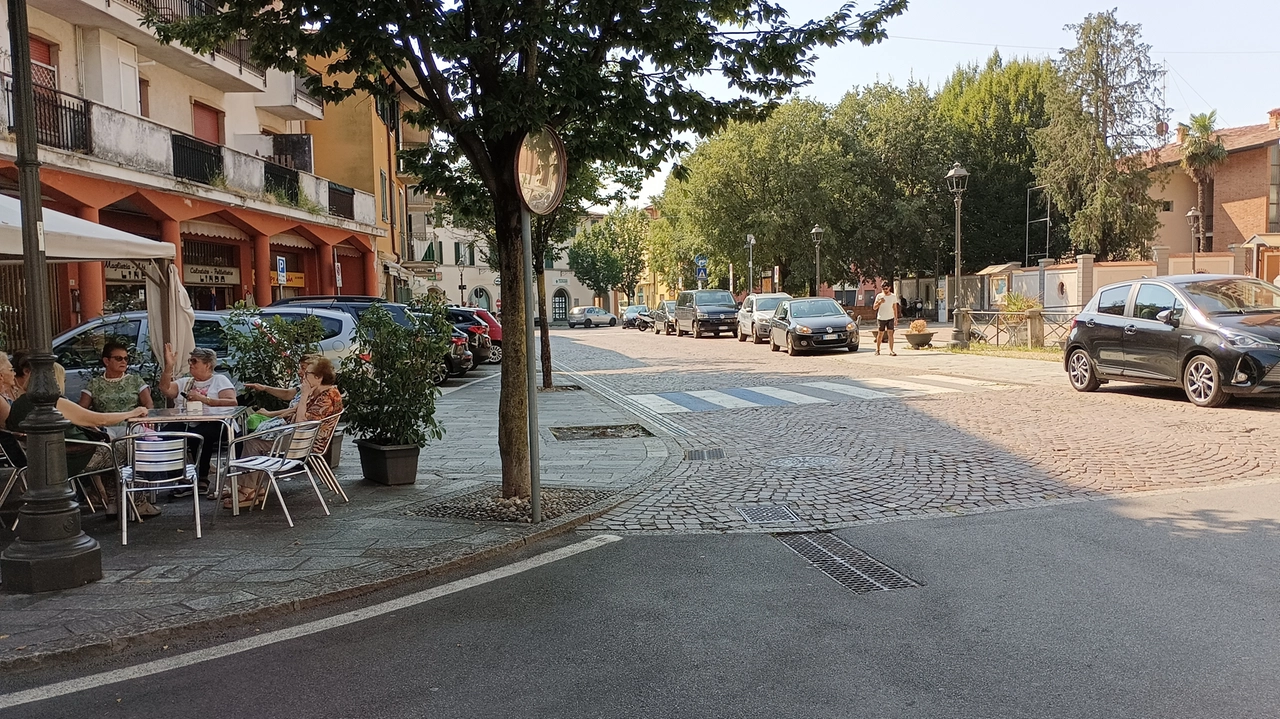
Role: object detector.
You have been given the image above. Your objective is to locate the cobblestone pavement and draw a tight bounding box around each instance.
[550,326,1280,534]
[0,367,670,666]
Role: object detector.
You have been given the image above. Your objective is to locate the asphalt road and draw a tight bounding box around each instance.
[6,478,1280,718]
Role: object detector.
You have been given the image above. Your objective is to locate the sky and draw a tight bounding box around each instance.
[634,0,1280,204]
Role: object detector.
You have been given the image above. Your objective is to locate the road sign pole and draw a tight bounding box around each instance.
[521,207,541,524]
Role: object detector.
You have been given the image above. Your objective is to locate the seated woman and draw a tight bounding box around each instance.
[244,355,316,433]
[6,360,150,516]
[226,357,343,509]
[157,344,237,494]
[0,352,22,466]
[79,342,154,429]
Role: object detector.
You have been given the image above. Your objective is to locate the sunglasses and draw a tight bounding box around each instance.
[187,358,202,364]
[106,355,129,361]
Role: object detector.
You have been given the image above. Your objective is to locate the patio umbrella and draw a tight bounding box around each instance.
[145,262,195,367]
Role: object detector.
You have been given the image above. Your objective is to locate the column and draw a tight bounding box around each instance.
[161,219,182,273]
[1075,254,1095,308]
[76,207,105,319]
[253,233,271,306]
[1151,245,1170,277]
[363,248,379,297]
[318,244,336,295]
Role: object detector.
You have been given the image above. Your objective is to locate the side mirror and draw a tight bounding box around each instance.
[1156,309,1179,327]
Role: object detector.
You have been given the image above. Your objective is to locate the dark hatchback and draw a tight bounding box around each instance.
[651,300,677,335]
[768,297,859,355]
[1066,275,1280,407]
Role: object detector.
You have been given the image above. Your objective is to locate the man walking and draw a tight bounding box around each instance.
[873,280,900,356]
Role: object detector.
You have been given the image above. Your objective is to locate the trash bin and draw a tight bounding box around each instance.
[325,428,343,469]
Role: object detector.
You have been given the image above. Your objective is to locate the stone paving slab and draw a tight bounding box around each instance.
[0,368,673,668]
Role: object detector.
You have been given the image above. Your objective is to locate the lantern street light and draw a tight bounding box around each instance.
[945,163,969,346]
[810,225,824,297]
[1185,207,1202,273]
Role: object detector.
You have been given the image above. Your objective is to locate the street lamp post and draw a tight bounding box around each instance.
[1186,208,1201,273]
[945,162,969,347]
[745,234,755,294]
[0,0,103,591]
[810,225,823,297]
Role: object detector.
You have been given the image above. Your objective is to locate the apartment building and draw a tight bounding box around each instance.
[0,0,385,334]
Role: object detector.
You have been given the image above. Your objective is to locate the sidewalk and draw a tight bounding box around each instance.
[0,368,672,668]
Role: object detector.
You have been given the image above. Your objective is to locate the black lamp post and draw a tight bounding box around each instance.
[810,225,823,297]
[945,163,969,346]
[1185,207,1201,273]
[0,0,103,591]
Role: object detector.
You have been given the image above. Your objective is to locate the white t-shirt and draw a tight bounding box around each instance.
[875,292,899,321]
[176,374,235,399]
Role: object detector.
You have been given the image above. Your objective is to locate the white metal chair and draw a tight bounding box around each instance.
[4,431,111,531]
[0,428,26,531]
[226,420,329,527]
[307,410,347,503]
[118,431,204,545]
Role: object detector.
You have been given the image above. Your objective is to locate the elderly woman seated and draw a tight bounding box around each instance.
[243,355,316,433]
[225,357,343,509]
[157,344,237,495]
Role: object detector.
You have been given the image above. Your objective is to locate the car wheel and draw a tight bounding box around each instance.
[787,334,800,356]
[693,324,702,339]
[769,333,780,352]
[609,318,617,326]
[584,319,592,328]
[487,343,503,364]
[430,362,448,385]
[1183,354,1230,408]
[1067,348,1101,392]
[737,325,747,342]
[752,325,765,344]
[568,322,576,329]
[666,323,673,336]
[847,345,858,352]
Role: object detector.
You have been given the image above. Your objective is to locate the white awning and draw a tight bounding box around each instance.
[0,194,175,263]
[269,232,315,250]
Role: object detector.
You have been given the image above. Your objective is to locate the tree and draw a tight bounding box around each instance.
[1032,10,1167,260]
[567,228,623,307]
[152,0,908,498]
[1179,111,1228,253]
[589,207,650,303]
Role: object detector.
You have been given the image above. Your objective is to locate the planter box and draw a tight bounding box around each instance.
[904,332,935,349]
[355,439,420,485]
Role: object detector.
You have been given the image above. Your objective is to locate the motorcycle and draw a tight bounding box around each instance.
[634,311,654,332]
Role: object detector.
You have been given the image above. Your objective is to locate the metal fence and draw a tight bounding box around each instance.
[172,133,223,184]
[2,73,92,153]
[965,306,1082,348]
[264,161,300,204]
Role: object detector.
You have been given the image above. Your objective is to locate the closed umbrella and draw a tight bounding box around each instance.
[145,262,195,367]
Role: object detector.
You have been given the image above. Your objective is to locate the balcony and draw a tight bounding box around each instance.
[328,182,355,219]
[2,73,92,154]
[27,0,265,92]
[255,69,324,121]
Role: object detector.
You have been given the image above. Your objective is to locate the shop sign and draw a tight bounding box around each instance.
[272,271,307,288]
[554,278,569,285]
[335,262,343,288]
[183,264,241,286]
[105,260,145,282]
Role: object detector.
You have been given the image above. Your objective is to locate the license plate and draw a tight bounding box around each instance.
[719,326,728,331]
[823,333,838,340]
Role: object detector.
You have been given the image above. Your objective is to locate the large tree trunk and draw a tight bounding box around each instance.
[494,186,531,499]
[537,268,553,389]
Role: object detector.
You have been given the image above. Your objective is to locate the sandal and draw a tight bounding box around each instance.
[222,487,259,510]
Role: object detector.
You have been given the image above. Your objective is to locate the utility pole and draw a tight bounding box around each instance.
[746,234,755,294]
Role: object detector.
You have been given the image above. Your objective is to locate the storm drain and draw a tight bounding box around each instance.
[683,448,725,461]
[777,533,920,594]
[737,504,800,523]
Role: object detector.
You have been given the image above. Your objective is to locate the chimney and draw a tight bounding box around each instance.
[1176,124,1188,144]
[1270,108,1280,131]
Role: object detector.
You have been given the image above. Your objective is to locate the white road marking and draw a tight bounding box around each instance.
[801,381,893,400]
[438,371,501,396]
[685,389,761,409]
[745,386,829,405]
[0,535,623,710]
[625,394,692,414]
[857,377,961,395]
[912,374,1008,388]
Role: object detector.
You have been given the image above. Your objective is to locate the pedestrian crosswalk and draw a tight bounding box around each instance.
[623,375,1011,414]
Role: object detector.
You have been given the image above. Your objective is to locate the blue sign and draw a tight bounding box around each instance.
[695,266,708,281]
[694,254,708,268]
[276,256,287,285]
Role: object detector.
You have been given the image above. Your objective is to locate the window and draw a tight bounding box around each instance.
[380,170,389,222]
[192,102,222,144]
[743,298,754,312]
[1161,200,1173,212]
[467,244,476,266]
[1133,284,1180,321]
[54,320,141,370]
[1269,144,1279,233]
[1096,285,1130,316]
[454,242,463,265]
[192,319,227,355]
[139,78,150,117]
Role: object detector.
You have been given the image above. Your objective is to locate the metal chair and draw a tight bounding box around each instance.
[118,431,204,545]
[0,428,27,531]
[307,410,348,503]
[3,431,111,530]
[226,420,329,527]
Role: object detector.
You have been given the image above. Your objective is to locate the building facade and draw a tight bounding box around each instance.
[0,1,384,336]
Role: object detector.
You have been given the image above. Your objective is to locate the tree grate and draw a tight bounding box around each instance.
[777,533,920,594]
[738,504,800,523]
[683,448,725,461]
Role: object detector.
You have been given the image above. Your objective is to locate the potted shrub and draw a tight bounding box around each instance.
[904,319,934,349]
[339,300,453,485]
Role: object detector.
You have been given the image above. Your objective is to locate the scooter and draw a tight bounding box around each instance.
[634,311,654,332]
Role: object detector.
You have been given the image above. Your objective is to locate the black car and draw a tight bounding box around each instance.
[651,301,677,335]
[768,297,859,355]
[446,306,493,363]
[1066,275,1280,407]
[621,305,649,329]
[674,289,738,338]
[441,327,473,382]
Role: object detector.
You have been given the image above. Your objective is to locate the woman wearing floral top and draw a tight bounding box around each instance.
[78,342,154,415]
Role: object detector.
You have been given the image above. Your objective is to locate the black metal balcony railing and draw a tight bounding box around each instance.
[328,182,355,219]
[172,133,222,184]
[264,160,300,204]
[113,0,264,77]
[293,73,321,106]
[2,72,92,153]
[218,37,265,77]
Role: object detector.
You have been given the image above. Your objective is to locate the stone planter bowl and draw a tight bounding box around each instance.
[904,332,935,349]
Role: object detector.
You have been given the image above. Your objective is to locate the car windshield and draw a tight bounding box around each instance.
[789,299,846,318]
[664,301,675,310]
[755,297,783,312]
[625,306,645,316]
[1177,278,1280,315]
[695,290,735,307]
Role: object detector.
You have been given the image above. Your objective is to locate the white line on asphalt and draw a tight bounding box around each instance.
[439,371,501,396]
[685,389,760,409]
[0,534,623,710]
[856,377,961,395]
[625,394,692,414]
[912,374,1008,388]
[744,386,829,405]
[801,381,892,400]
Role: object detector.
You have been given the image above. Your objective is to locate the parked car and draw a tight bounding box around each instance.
[736,292,792,344]
[674,289,738,338]
[446,306,493,363]
[621,305,649,329]
[768,297,859,355]
[1066,275,1280,407]
[439,327,473,382]
[50,307,356,399]
[651,301,677,335]
[472,308,503,364]
[567,306,617,328]
[268,294,415,326]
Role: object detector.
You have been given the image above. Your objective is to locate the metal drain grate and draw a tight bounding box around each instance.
[738,504,800,523]
[777,533,919,594]
[683,448,725,461]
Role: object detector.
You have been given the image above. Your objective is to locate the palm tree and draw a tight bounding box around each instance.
[1179,111,1228,253]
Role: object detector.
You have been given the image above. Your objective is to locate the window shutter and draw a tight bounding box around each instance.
[192,103,221,143]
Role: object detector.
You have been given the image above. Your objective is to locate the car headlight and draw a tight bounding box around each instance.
[846,322,857,331]
[795,326,812,334]
[1222,330,1276,349]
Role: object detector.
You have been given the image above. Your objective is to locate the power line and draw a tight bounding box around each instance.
[1167,62,1212,109]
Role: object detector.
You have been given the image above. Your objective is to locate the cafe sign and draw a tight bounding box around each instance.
[183,264,241,286]
[104,260,146,282]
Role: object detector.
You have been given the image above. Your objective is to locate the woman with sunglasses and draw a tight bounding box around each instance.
[78,342,154,416]
[158,343,237,493]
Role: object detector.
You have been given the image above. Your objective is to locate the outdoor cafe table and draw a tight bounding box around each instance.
[126,406,250,515]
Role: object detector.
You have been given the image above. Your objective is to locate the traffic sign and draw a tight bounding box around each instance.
[694,254,708,268]
[695,266,708,281]
[746,234,755,245]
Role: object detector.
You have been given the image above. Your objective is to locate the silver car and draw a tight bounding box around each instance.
[736,292,792,344]
[566,306,618,328]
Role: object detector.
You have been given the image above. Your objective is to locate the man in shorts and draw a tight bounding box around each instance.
[873,280,900,356]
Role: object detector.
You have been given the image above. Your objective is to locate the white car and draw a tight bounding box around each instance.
[736,292,792,344]
[566,306,617,328]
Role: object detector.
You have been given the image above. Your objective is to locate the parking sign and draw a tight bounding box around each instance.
[276,256,287,285]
